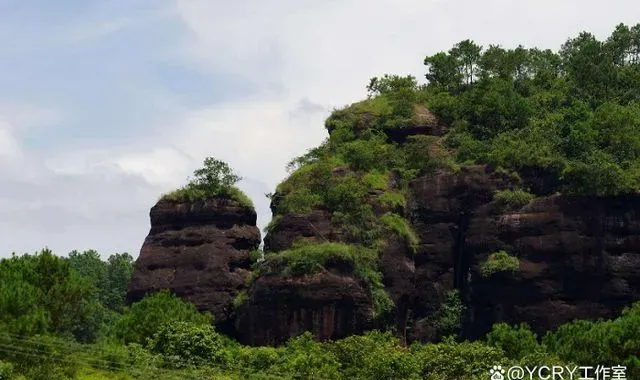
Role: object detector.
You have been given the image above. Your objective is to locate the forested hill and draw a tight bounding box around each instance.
[369,23,640,197]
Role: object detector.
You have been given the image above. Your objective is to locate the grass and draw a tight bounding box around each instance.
[258,242,394,317]
[377,191,406,209]
[363,171,389,190]
[161,185,254,209]
[232,291,248,310]
[379,213,419,252]
[493,189,535,210]
[481,251,520,278]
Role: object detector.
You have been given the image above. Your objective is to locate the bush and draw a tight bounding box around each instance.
[542,302,640,378]
[486,323,541,359]
[231,291,248,310]
[481,251,520,278]
[262,243,378,279]
[0,361,14,380]
[277,188,323,214]
[493,189,535,210]
[115,290,212,345]
[363,171,389,190]
[161,157,253,208]
[259,242,393,318]
[435,290,466,338]
[337,134,393,172]
[377,191,406,210]
[411,337,509,380]
[380,213,419,252]
[263,215,283,234]
[279,332,341,380]
[148,322,228,368]
[329,331,420,380]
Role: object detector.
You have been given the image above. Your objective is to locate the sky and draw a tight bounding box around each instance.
[1,0,639,258]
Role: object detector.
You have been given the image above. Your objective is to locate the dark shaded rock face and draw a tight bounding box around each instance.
[407,166,640,340]
[127,198,261,334]
[243,210,375,346]
[235,270,374,346]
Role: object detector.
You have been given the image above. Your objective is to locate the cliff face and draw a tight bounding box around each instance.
[408,167,640,340]
[252,165,640,344]
[127,198,260,334]
[235,270,374,346]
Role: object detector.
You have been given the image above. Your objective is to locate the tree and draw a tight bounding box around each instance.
[479,45,511,79]
[561,32,617,105]
[116,290,212,345]
[450,39,483,85]
[191,157,241,192]
[424,52,462,91]
[104,253,134,312]
[148,322,228,368]
[366,74,418,97]
[0,250,100,342]
[606,23,633,66]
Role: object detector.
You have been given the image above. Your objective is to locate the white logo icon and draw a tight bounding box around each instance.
[490,365,505,380]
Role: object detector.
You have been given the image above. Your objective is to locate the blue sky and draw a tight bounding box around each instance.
[1,0,639,257]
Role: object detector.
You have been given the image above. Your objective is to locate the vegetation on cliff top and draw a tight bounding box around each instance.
[162,157,253,208]
[1,248,639,379]
[255,242,394,316]
[262,23,640,331]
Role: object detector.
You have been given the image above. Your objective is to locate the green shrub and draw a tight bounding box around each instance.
[363,170,389,190]
[337,135,393,172]
[277,188,323,214]
[115,290,212,345]
[263,243,378,278]
[481,251,520,278]
[259,242,393,318]
[493,189,535,210]
[411,337,509,380]
[486,323,541,359]
[231,291,248,310]
[248,249,263,264]
[279,332,341,380]
[329,331,420,380]
[161,157,253,208]
[435,290,465,338]
[380,213,419,252]
[377,191,406,209]
[542,302,640,378]
[263,215,283,234]
[0,361,14,380]
[148,321,228,368]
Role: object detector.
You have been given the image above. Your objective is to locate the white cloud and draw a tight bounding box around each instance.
[2,0,640,257]
[0,126,21,159]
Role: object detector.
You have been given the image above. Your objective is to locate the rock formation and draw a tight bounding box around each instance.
[127,197,260,334]
[128,105,640,346]
[235,269,374,346]
[408,166,640,340]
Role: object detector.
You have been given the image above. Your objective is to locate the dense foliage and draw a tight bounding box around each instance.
[422,25,640,196]
[162,157,253,208]
[481,251,520,278]
[1,249,638,379]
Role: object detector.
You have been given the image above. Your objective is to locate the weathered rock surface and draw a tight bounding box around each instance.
[263,210,341,253]
[407,166,640,340]
[128,165,640,346]
[235,268,374,346]
[127,197,260,333]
